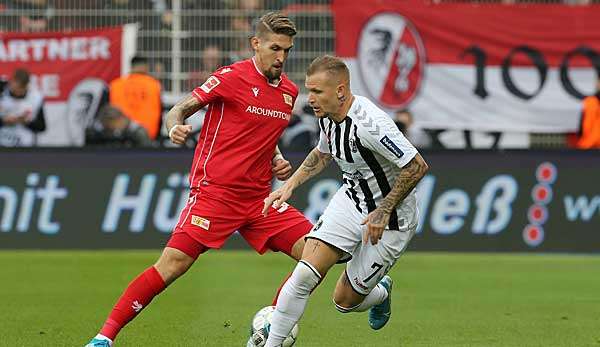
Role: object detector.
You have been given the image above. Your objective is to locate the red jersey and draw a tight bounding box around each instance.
[190,58,299,199]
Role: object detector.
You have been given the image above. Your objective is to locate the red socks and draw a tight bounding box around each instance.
[100,266,166,340]
[272,272,292,306]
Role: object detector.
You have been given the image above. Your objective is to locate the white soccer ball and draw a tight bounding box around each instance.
[250,306,298,347]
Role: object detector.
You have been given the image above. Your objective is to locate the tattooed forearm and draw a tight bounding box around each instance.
[380,154,429,214]
[165,94,202,133]
[288,147,332,188]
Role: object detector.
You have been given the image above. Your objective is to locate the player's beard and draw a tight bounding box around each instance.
[265,66,282,82]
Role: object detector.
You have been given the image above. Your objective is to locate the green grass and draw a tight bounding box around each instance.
[0,251,599,347]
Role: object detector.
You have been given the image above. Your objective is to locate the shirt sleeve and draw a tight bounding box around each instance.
[358,114,418,168]
[191,67,234,106]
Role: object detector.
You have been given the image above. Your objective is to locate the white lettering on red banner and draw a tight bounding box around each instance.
[0,26,127,101]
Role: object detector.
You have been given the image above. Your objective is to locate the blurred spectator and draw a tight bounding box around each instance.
[109,56,162,140]
[564,0,592,5]
[573,77,600,149]
[227,15,253,64]
[393,109,431,148]
[0,68,46,147]
[102,0,151,27]
[186,44,225,91]
[279,109,318,154]
[15,0,52,32]
[86,105,152,147]
[236,0,263,11]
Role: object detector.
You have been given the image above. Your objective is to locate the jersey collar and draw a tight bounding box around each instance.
[251,57,283,88]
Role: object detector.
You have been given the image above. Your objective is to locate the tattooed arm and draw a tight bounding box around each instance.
[165,94,204,145]
[262,147,333,215]
[288,147,333,188]
[380,153,429,213]
[362,153,429,245]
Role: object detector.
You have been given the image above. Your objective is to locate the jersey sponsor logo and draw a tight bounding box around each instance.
[200,76,220,93]
[191,215,210,230]
[283,93,293,106]
[380,135,405,158]
[252,87,260,97]
[245,105,291,121]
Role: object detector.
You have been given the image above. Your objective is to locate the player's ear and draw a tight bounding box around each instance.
[250,36,260,51]
[336,84,346,103]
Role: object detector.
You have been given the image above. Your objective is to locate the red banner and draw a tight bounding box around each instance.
[0,27,126,101]
[332,1,600,132]
[334,1,600,66]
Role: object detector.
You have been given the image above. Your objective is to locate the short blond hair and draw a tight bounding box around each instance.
[254,12,297,38]
[306,55,349,82]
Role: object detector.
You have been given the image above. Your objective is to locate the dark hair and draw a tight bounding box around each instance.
[306,55,349,81]
[12,68,30,87]
[131,56,148,66]
[254,12,297,38]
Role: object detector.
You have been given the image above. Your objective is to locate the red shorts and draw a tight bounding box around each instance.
[166,189,313,259]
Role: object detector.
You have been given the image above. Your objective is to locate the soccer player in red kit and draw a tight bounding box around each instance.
[85,12,313,347]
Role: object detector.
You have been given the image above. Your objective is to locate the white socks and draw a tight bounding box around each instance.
[334,283,388,313]
[265,261,321,347]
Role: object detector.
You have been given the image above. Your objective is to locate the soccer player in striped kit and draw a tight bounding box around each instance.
[85,12,314,347]
[262,55,429,346]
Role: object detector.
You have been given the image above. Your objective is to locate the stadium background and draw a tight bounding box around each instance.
[1,1,599,346]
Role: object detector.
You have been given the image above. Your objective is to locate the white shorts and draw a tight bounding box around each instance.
[307,188,416,295]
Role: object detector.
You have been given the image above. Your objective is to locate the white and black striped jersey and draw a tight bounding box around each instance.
[317,95,419,230]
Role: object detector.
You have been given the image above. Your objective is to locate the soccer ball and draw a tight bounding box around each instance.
[250,306,298,347]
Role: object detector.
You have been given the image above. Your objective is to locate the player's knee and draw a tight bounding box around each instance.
[333,287,363,311]
[333,299,360,314]
[288,260,322,294]
[155,249,194,283]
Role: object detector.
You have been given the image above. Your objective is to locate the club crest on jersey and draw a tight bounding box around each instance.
[191,215,210,230]
[252,87,260,97]
[348,137,358,153]
[200,76,220,93]
[283,93,293,106]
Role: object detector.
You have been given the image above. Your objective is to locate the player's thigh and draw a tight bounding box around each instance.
[242,202,312,258]
[175,191,247,249]
[304,189,364,263]
[345,226,415,295]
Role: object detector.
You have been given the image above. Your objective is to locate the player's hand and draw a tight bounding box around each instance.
[272,156,292,180]
[361,208,391,245]
[169,124,192,145]
[262,184,293,216]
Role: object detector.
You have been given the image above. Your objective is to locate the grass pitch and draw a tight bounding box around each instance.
[0,251,599,347]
